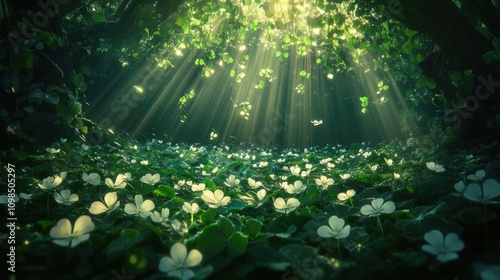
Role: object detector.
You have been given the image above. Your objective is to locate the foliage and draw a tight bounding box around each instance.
[1,134,500,279]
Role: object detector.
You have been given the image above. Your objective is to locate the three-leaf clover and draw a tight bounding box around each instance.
[317,215,351,239]
[49,215,95,248]
[158,242,203,280]
[421,230,464,262]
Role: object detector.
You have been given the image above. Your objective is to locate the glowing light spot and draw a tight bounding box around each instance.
[134,85,144,94]
[327,74,334,79]
[311,120,323,126]
[210,131,218,140]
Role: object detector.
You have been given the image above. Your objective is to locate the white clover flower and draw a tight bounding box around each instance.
[426,162,445,173]
[290,165,301,176]
[49,215,95,248]
[317,215,351,239]
[422,230,464,262]
[191,183,205,192]
[393,173,401,179]
[46,148,60,153]
[105,174,127,189]
[224,175,240,187]
[122,172,132,181]
[151,208,170,225]
[339,173,351,180]
[370,164,379,172]
[384,158,393,166]
[54,189,79,205]
[140,173,160,185]
[20,192,33,200]
[89,192,120,215]
[124,194,155,217]
[140,160,149,165]
[301,169,311,177]
[38,175,63,190]
[200,190,231,208]
[467,170,486,181]
[247,178,263,189]
[158,242,203,280]
[463,179,500,204]
[315,176,334,190]
[360,198,395,217]
[259,161,268,167]
[284,181,307,194]
[337,190,356,201]
[239,189,267,207]
[82,172,101,186]
[320,158,332,164]
[182,202,200,214]
[274,197,300,214]
[171,219,188,235]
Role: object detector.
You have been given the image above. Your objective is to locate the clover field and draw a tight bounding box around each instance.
[2,136,500,280]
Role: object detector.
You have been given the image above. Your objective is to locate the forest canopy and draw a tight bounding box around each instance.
[1,0,500,147]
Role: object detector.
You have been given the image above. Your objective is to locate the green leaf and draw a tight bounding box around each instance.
[300,186,319,206]
[92,14,106,23]
[106,229,141,259]
[74,73,84,86]
[203,178,216,190]
[227,232,248,257]
[201,208,218,224]
[284,34,291,43]
[227,199,247,210]
[78,82,88,92]
[28,89,44,104]
[35,42,44,50]
[197,224,226,260]
[218,217,235,238]
[405,29,418,37]
[245,219,263,237]
[153,185,175,198]
[45,92,59,104]
[426,78,436,89]
[402,41,413,54]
